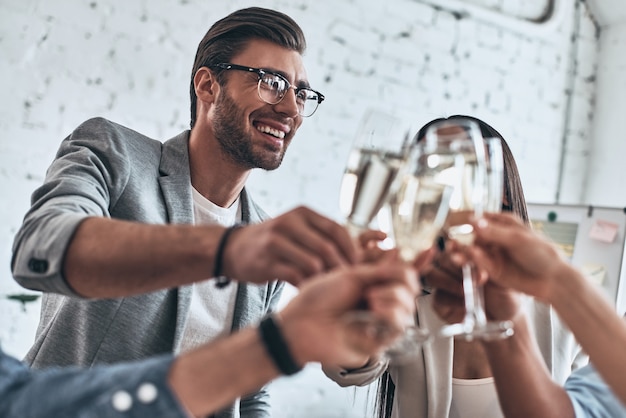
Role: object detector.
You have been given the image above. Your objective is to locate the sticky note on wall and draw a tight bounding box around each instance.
[589,219,619,243]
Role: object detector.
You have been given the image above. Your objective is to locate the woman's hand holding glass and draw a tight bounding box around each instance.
[420,119,514,340]
[425,238,522,334]
[468,137,515,339]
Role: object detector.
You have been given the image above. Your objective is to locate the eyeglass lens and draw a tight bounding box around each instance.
[258,74,320,117]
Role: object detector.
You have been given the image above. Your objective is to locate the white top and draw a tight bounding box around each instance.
[177,187,241,354]
[449,377,504,418]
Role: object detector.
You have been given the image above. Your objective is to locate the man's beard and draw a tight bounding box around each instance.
[212,89,288,171]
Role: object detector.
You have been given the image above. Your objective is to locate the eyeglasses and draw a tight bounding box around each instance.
[209,63,325,117]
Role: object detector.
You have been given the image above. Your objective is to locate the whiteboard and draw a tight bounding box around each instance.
[527,203,626,315]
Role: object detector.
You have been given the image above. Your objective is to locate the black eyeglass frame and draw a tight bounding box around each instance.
[209,63,325,117]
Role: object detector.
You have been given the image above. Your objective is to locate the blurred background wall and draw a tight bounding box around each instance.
[1,0,625,416]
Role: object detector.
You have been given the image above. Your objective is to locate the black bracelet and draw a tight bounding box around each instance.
[213,224,243,288]
[258,314,303,376]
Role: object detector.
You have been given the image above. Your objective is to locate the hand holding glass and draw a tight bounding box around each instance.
[469,137,515,340]
[338,108,414,354]
[422,118,493,341]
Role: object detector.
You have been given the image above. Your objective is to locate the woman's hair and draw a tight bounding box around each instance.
[415,115,529,224]
[374,115,529,418]
[375,371,396,418]
[189,7,307,128]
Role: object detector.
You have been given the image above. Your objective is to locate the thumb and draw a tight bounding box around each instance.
[353,263,419,295]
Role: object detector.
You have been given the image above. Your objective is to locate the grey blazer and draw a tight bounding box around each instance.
[11,117,283,418]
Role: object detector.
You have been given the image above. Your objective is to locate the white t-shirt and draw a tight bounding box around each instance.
[449,377,504,418]
[177,187,241,354]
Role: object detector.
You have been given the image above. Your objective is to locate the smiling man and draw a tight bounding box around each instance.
[11,7,354,418]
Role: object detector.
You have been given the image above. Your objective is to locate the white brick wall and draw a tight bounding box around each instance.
[585,20,626,207]
[0,0,607,416]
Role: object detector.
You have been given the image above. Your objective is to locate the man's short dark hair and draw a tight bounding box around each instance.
[189,7,307,128]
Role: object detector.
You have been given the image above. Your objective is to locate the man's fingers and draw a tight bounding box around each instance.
[299,207,359,265]
[353,264,420,296]
[358,229,387,247]
[343,316,402,355]
[367,285,416,319]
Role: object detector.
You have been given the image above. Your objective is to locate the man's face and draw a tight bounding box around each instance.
[211,39,308,171]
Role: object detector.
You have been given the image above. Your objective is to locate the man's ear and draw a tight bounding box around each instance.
[194,67,220,104]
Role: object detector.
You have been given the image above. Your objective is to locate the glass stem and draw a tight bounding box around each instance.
[345,221,364,239]
[461,263,477,333]
[472,273,488,328]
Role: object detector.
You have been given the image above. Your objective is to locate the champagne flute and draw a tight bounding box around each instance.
[339,108,413,237]
[381,141,460,363]
[484,137,505,213]
[338,108,414,346]
[465,136,515,340]
[423,118,492,341]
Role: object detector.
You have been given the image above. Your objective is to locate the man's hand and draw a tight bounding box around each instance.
[277,260,420,367]
[223,206,360,286]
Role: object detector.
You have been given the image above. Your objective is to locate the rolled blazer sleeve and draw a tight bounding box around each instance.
[11,117,160,296]
[322,357,388,387]
[0,349,188,418]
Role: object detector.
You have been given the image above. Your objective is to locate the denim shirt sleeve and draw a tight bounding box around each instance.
[0,348,189,418]
[565,364,626,417]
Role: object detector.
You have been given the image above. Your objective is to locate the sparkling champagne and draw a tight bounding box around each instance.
[443,154,482,245]
[388,176,452,261]
[339,147,406,234]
